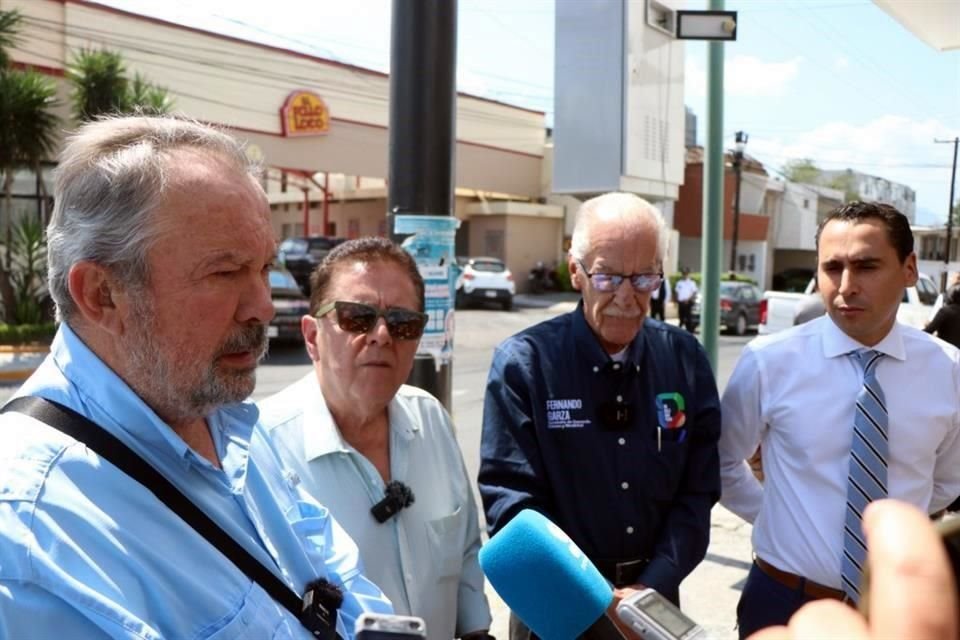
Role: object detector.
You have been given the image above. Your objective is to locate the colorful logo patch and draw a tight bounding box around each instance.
[655,392,686,430]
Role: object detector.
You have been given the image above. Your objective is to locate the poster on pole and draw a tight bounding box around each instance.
[394,215,460,370]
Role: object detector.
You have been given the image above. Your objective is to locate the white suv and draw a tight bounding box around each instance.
[455,257,516,310]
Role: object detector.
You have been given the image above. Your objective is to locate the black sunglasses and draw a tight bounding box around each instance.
[316,300,428,340]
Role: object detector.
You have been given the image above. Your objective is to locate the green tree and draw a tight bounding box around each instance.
[827,170,862,203]
[0,9,21,69]
[129,72,175,115]
[782,158,822,184]
[67,48,173,121]
[67,48,129,120]
[8,216,47,325]
[0,10,60,323]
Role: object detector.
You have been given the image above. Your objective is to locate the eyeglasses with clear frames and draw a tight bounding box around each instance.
[576,259,664,293]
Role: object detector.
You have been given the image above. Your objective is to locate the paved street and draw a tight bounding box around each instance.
[1,300,754,639]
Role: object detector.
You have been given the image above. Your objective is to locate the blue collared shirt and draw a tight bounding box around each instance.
[0,324,392,639]
[478,305,721,602]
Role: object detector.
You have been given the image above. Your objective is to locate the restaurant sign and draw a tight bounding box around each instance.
[281,90,329,137]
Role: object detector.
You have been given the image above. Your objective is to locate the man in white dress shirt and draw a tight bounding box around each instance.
[719,201,960,638]
[674,267,698,332]
[260,237,493,640]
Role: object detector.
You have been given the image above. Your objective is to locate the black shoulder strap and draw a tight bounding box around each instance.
[2,395,304,618]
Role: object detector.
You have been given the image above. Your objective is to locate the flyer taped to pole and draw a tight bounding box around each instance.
[394,215,460,371]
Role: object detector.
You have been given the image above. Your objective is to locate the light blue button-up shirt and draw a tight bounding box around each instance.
[0,324,392,639]
[262,375,491,640]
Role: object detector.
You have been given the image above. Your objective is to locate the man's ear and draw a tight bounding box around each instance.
[66,262,129,335]
[568,256,583,292]
[302,314,321,362]
[903,252,919,288]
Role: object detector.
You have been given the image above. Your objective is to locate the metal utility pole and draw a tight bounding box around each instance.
[388,0,458,410]
[729,130,747,273]
[935,137,959,291]
[700,0,727,371]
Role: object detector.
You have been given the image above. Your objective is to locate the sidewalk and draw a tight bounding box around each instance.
[512,291,580,312]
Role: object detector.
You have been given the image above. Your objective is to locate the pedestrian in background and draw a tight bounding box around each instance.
[719,201,960,638]
[479,192,721,640]
[649,274,670,322]
[925,283,960,349]
[674,267,698,332]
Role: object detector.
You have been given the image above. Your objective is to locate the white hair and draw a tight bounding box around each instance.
[569,192,668,263]
[47,116,259,322]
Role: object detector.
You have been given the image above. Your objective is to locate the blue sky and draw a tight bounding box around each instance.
[93,0,959,225]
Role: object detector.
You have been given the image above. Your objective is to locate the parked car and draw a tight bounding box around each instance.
[277,236,346,294]
[690,281,763,335]
[268,268,310,343]
[455,256,515,310]
[759,273,940,334]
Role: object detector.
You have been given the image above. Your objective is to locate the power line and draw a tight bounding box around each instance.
[21,18,547,128]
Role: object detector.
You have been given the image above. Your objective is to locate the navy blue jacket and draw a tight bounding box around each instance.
[478,304,721,601]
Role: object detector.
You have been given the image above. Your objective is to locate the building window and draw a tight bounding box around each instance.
[803,199,810,209]
[748,254,756,271]
[281,171,288,193]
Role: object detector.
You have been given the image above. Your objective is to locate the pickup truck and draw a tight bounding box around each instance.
[759,273,940,335]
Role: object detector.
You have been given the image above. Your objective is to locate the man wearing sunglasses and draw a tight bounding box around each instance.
[479,192,721,639]
[261,237,493,640]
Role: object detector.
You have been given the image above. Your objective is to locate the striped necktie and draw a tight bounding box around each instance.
[841,349,887,603]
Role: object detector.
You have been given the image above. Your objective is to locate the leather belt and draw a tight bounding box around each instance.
[594,557,650,588]
[754,557,851,603]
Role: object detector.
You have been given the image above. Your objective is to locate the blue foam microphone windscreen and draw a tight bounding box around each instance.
[479,509,614,640]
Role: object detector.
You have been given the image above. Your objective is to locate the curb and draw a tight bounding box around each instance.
[0,369,33,383]
[0,345,49,384]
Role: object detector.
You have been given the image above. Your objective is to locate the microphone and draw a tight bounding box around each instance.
[479,509,624,640]
[370,480,415,523]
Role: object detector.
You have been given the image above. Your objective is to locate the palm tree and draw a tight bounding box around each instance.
[0,69,59,319]
[0,9,21,69]
[67,48,129,120]
[129,72,174,115]
[67,48,173,121]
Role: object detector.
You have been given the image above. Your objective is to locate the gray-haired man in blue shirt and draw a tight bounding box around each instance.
[0,116,391,639]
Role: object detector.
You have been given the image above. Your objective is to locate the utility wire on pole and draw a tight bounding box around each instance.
[935,137,959,291]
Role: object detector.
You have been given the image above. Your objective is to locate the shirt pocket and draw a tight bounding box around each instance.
[201,582,292,640]
[642,437,689,500]
[424,505,465,580]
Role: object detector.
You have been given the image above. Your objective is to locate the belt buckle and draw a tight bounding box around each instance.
[615,559,645,587]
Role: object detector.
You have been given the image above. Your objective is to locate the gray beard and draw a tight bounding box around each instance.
[122,296,269,423]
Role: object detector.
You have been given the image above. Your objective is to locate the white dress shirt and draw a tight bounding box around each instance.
[261,375,491,640]
[675,278,698,302]
[720,316,960,589]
